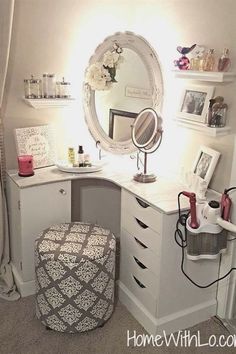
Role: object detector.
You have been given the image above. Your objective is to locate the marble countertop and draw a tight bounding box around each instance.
[7,165,220,215]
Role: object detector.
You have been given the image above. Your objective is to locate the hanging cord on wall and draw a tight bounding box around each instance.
[175,191,236,289]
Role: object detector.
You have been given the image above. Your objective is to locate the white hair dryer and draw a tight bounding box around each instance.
[202,200,236,233]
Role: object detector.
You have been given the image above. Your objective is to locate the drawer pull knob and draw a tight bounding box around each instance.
[59,189,66,195]
[135,218,148,229]
[135,197,149,208]
[133,275,146,288]
[133,256,147,269]
[134,237,147,249]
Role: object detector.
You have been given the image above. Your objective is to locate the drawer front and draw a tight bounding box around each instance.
[121,228,160,276]
[122,189,162,234]
[120,248,159,296]
[121,210,161,255]
[119,258,157,314]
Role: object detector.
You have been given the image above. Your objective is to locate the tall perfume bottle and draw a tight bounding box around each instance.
[218,48,230,72]
[203,49,215,71]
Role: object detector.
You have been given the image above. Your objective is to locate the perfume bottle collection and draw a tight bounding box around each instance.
[174,45,231,72]
[24,74,72,99]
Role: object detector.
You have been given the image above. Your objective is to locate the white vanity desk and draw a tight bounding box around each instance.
[7,165,220,335]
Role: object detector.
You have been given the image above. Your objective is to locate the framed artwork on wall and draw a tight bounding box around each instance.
[14,124,56,168]
[192,145,220,187]
[109,109,137,142]
[177,85,215,124]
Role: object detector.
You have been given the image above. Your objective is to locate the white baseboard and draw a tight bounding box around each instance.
[12,265,35,297]
[118,281,217,336]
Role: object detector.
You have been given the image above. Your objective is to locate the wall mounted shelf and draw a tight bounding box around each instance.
[173,70,236,82]
[176,120,231,137]
[23,98,75,109]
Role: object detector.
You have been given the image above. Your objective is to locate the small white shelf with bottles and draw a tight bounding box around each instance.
[23,98,76,109]
[176,119,231,137]
[173,70,236,82]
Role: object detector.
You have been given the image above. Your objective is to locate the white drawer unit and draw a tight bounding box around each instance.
[119,188,219,336]
[7,177,71,296]
[120,189,162,318]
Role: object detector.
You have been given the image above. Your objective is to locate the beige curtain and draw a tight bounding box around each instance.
[0,0,19,300]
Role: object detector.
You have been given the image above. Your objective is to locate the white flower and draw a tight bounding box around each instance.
[102,50,119,68]
[85,63,111,90]
[113,43,123,54]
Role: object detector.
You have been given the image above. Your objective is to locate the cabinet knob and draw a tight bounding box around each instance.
[59,188,66,195]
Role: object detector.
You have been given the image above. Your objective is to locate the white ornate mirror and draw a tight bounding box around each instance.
[83,31,163,154]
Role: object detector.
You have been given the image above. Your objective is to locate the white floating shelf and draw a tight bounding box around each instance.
[173,70,236,82]
[176,119,231,136]
[23,98,76,109]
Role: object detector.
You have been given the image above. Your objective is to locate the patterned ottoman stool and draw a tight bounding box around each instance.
[35,222,116,333]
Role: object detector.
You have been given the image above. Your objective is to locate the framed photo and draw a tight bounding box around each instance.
[192,145,220,187]
[14,124,56,168]
[109,109,137,142]
[177,85,215,124]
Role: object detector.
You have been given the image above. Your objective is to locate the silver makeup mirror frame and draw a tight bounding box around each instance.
[83,31,164,154]
[131,107,163,183]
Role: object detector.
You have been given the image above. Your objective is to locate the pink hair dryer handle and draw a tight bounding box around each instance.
[221,194,231,221]
[182,191,199,229]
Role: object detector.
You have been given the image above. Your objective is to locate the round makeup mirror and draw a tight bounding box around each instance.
[131,108,163,183]
[83,31,163,154]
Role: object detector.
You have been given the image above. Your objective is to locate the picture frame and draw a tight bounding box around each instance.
[177,85,215,124]
[192,145,220,187]
[109,109,137,142]
[14,124,56,168]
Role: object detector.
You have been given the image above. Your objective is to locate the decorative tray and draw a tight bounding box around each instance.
[55,161,103,174]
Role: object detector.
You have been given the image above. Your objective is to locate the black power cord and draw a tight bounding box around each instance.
[175,192,236,288]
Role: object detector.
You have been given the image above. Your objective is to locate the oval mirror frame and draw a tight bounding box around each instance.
[83,31,164,154]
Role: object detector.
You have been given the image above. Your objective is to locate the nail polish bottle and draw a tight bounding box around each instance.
[218,48,230,72]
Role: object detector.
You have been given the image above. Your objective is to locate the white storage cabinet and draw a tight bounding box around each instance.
[7,177,71,296]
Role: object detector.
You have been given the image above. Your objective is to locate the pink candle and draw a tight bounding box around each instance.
[18,155,34,177]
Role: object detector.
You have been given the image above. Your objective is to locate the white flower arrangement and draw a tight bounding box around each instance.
[85,43,123,91]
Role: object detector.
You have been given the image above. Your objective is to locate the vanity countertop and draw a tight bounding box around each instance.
[7,165,220,215]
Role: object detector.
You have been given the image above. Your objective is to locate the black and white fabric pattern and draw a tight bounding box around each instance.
[35,222,116,333]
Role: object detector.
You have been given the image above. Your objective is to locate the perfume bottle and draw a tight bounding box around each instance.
[218,48,230,72]
[190,57,201,70]
[203,49,215,71]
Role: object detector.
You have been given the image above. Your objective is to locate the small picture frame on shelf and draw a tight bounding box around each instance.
[177,85,215,124]
[192,145,220,187]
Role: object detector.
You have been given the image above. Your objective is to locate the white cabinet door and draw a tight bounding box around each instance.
[20,181,71,281]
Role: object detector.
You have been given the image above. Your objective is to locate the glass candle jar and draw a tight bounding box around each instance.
[56,77,71,98]
[43,73,56,98]
[24,76,42,98]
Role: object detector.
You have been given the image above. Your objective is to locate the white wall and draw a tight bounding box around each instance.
[3,0,236,192]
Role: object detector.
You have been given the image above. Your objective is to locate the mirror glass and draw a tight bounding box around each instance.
[132,109,157,147]
[83,32,163,154]
[95,48,152,142]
